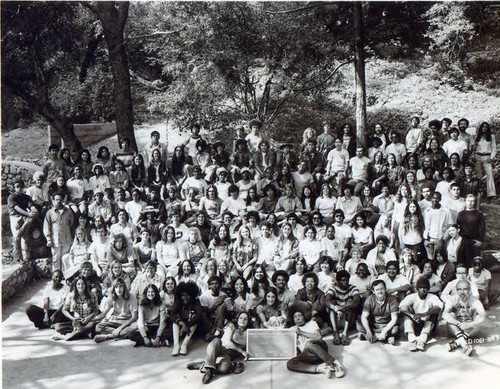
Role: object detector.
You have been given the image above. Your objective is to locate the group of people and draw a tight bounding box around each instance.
[13,116,496,384]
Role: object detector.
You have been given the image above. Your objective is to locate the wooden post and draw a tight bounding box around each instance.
[353,2,367,149]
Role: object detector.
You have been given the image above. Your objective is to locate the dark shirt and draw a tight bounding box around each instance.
[457,209,486,241]
[8,193,33,216]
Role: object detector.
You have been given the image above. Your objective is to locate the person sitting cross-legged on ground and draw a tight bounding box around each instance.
[93,278,138,344]
[128,284,168,347]
[399,277,444,352]
[442,279,487,357]
[52,276,99,341]
[286,301,345,379]
[325,270,361,346]
[26,269,69,330]
[187,311,252,385]
[358,279,399,345]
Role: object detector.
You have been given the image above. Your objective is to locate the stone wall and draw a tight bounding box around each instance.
[2,259,51,302]
[1,161,40,204]
[48,122,117,149]
[2,262,35,302]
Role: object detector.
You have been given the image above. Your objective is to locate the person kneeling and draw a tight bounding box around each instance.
[286,302,345,379]
[399,277,444,352]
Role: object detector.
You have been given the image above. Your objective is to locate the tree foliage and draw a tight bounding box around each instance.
[2,1,499,148]
[424,2,476,64]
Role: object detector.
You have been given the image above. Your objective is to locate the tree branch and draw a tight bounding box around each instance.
[265,2,331,15]
[292,60,354,92]
[266,94,290,125]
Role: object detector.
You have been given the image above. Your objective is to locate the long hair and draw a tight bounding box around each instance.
[278,222,298,243]
[71,276,92,300]
[235,225,253,248]
[232,276,249,300]
[300,185,316,210]
[250,264,270,296]
[245,187,260,206]
[108,260,125,282]
[262,287,280,309]
[113,233,129,249]
[111,277,130,301]
[161,226,177,243]
[476,122,492,142]
[162,276,177,294]
[212,224,231,246]
[178,259,196,276]
[139,284,162,307]
[73,226,89,245]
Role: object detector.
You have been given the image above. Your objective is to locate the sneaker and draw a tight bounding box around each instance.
[387,336,395,346]
[94,335,107,343]
[202,368,214,384]
[333,361,345,378]
[323,365,333,379]
[172,343,180,356]
[463,344,474,357]
[416,341,426,351]
[447,340,458,352]
[408,341,418,352]
[180,342,188,355]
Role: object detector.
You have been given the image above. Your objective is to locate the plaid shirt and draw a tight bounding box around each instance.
[64,293,98,318]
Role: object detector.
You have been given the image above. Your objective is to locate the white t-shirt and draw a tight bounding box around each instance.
[349,156,371,182]
[399,292,443,321]
[468,268,491,291]
[293,320,321,352]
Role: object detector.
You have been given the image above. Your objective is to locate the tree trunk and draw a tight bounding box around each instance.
[93,2,137,152]
[353,2,367,149]
[3,80,83,155]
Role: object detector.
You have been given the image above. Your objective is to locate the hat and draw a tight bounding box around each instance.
[93,189,104,196]
[248,119,263,128]
[143,206,159,214]
[33,171,45,181]
[279,143,293,150]
[241,167,251,175]
[216,167,228,176]
[92,163,104,172]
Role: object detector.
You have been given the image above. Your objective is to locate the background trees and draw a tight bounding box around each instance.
[2,1,500,149]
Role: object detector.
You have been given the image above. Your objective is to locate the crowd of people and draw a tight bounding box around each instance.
[11,116,496,384]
